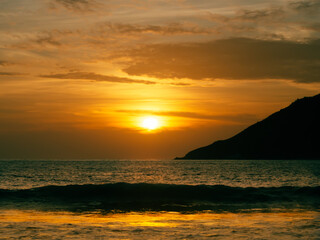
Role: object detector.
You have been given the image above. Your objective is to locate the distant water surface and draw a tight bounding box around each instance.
[0,159,319,189]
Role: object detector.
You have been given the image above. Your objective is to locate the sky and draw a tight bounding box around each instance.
[0,0,320,159]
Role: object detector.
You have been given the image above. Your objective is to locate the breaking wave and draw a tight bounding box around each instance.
[0,183,319,212]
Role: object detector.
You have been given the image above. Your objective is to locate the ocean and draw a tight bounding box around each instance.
[0,159,319,239]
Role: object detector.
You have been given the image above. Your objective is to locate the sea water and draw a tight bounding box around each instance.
[0,160,319,239]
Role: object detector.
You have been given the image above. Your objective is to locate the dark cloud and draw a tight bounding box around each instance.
[96,22,212,36]
[207,8,284,23]
[169,82,191,86]
[34,34,61,47]
[49,0,100,13]
[289,0,320,12]
[237,8,285,21]
[0,72,22,76]
[116,109,258,123]
[123,38,320,83]
[0,61,11,66]
[203,1,320,41]
[11,32,64,50]
[304,23,320,31]
[40,72,156,85]
[204,8,285,40]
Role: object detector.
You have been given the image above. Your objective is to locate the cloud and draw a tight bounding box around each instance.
[202,0,320,41]
[304,23,320,31]
[49,0,101,13]
[289,0,320,12]
[207,8,284,24]
[116,109,258,123]
[0,72,23,76]
[9,32,65,50]
[96,22,212,36]
[0,61,12,66]
[8,21,211,53]
[34,34,61,47]
[40,72,156,85]
[123,38,320,83]
[168,82,191,86]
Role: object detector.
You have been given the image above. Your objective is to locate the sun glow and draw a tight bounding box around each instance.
[141,117,160,130]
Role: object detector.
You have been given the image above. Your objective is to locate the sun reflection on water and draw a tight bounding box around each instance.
[0,210,317,226]
[1,210,318,239]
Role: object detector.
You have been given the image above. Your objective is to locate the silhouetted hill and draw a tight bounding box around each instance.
[176,94,320,160]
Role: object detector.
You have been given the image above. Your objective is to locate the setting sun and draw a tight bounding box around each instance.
[141,117,160,130]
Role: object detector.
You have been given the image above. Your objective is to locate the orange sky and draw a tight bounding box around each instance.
[0,0,320,159]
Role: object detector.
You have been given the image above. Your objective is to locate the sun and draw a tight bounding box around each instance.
[141,117,160,130]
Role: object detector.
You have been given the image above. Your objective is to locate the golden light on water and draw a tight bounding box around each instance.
[1,210,317,228]
[1,210,318,239]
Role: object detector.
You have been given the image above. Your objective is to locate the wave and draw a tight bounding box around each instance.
[0,183,319,212]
